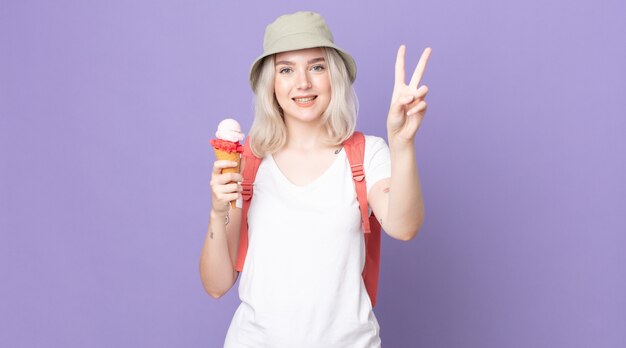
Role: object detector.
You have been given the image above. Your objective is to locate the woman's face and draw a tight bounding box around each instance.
[273,47,331,124]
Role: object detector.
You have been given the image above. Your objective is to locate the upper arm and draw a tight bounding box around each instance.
[362,135,392,231]
[368,178,391,230]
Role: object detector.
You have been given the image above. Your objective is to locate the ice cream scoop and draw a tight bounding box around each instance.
[216,118,245,143]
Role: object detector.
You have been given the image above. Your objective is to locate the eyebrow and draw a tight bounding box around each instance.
[275,57,326,66]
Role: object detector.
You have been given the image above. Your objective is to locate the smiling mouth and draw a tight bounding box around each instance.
[293,96,317,103]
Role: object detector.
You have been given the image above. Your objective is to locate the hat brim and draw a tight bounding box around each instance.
[249,33,356,90]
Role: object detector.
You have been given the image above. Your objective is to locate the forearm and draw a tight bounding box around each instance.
[385,138,424,240]
[199,210,238,298]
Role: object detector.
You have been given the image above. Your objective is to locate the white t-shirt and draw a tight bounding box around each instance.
[224,135,391,348]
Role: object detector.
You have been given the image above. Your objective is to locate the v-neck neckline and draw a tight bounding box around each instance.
[268,148,345,189]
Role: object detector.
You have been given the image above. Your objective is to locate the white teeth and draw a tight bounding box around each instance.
[294,97,315,103]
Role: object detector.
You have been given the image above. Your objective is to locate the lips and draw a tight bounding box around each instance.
[292,95,317,107]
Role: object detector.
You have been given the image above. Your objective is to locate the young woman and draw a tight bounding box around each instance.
[199,11,431,347]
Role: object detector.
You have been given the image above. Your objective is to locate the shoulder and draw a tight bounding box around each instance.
[362,134,389,161]
[360,134,390,177]
[344,133,389,168]
[358,134,391,196]
[363,134,388,150]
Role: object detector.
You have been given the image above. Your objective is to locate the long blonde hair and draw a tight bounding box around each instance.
[248,47,358,158]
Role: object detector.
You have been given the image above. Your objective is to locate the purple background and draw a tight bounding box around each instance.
[1,0,625,347]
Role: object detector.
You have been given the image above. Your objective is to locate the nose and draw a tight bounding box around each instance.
[295,69,312,90]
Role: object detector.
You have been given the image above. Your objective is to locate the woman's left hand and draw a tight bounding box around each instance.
[387,45,432,145]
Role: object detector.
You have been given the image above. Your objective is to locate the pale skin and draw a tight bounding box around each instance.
[199,45,431,298]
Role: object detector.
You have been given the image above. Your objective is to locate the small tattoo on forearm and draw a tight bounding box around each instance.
[210,213,229,240]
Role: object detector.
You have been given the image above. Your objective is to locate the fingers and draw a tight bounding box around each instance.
[394,45,406,87]
[409,85,429,100]
[211,159,243,208]
[212,172,243,185]
[406,100,428,116]
[212,161,243,181]
[212,160,239,174]
[395,85,429,107]
[210,177,242,211]
[409,47,432,89]
[215,184,242,201]
[215,182,241,194]
[211,173,243,198]
[214,190,241,203]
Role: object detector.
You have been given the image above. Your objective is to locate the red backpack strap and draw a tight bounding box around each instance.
[343,131,382,307]
[363,216,382,307]
[235,137,261,272]
[343,131,371,234]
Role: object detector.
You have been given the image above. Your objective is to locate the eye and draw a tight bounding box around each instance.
[278,67,293,74]
[310,64,326,72]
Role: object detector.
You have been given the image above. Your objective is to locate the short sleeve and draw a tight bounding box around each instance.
[363,135,391,195]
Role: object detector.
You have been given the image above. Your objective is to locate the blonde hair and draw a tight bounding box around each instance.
[248,47,358,157]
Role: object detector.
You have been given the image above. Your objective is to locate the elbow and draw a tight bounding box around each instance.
[200,269,238,299]
[390,219,424,242]
[397,227,419,241]
[387,225,419,241]
[389,215,424,241]
[206,289,227,299]
[201,282,229,299]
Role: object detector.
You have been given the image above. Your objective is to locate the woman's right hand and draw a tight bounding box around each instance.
[210,160,243,215]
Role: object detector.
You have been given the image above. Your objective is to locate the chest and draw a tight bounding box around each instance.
[271,147,341,186]
[250,152,358,217]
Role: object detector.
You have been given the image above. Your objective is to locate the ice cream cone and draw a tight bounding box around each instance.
[213,148,240,209]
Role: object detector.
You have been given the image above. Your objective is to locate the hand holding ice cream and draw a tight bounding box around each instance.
[210,118,245,209]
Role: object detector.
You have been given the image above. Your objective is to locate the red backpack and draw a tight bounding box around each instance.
[234,131,382,307]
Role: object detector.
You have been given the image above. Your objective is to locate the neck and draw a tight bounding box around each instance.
[283,117,329,151]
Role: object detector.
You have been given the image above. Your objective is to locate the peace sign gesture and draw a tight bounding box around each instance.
[387,45,432,145]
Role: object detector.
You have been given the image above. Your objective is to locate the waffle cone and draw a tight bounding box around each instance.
[213,148,241,209]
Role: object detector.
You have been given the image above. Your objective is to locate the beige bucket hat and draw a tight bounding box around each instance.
[249,11,357,89]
